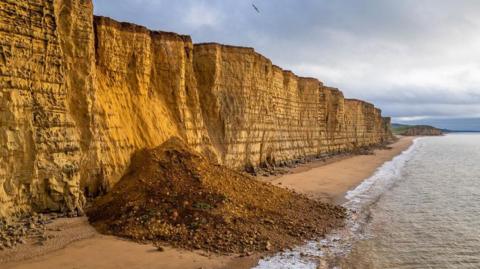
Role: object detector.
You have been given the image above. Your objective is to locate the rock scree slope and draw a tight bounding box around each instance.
[0,0,392,217]
[87,138,346,254]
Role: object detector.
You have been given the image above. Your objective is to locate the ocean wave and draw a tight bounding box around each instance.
[344,138,420,211]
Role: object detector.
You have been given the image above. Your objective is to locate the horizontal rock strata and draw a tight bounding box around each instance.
[0,0,392,217]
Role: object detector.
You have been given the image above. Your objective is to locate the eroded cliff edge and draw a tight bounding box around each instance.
[0,0,392,217]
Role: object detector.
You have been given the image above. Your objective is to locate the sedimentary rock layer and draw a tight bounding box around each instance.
[194,45,391,169]
[0,0,392,217]
[0,0,85,216]
[87,16,216,196]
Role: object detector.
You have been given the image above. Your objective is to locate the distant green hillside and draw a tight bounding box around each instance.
[391,123,411,135]
[391,123,443,136]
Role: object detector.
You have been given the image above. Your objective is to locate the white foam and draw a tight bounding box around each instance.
[253,139,421,269]
[344,138,421,211]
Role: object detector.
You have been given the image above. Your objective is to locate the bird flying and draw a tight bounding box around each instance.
[252,3,260,13]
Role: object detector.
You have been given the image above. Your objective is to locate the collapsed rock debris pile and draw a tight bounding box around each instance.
[88,138,346,254]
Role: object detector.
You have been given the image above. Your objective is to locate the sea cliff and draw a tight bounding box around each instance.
[0,0,392,217]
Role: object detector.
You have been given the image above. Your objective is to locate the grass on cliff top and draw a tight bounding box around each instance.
[391,124,412,135]
[87,138,345,254]
[391,123,442,135]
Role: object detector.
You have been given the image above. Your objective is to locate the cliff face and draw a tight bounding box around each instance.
[0,0,392,217]
[86,17,216,196]
[193,45,391,169]
[0,0,86,216]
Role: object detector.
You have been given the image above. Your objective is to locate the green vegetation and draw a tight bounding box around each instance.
[391,123,443,136]
[391,123,412,135]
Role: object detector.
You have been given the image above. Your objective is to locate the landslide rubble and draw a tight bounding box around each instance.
[87,138,346,254]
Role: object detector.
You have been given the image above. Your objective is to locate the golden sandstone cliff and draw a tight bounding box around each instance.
[0,0,392,217]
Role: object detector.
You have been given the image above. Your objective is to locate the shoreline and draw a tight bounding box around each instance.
[2,137,414,269]
[264,136,415,205]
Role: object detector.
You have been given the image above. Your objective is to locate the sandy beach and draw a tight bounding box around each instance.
[265,136,415,204]
[2,137,414,269]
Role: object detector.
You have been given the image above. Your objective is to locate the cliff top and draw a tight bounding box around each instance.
[93,15,384,115]
[94,16,192,42]
[345,98,374,106]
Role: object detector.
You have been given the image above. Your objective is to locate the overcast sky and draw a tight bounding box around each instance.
[93,0,480,128]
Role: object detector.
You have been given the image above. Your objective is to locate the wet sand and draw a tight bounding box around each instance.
[2,137,414,269]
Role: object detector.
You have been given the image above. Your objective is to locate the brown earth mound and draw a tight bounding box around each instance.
[87,138,346,254]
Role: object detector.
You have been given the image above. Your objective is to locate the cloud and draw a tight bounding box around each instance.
[92,0,480,124]
[183,2,223,29]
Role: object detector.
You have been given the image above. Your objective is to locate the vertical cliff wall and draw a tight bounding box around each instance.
[193,44,390,169]
[0,0,87,216]
[344,99,392,148]
[0,0,392,217]
[86,17,216,196]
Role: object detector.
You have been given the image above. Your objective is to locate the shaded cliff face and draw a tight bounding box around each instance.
[0,0,392,217]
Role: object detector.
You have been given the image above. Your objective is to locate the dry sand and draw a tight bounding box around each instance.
[2,137,414,269]
[2,216,258,269]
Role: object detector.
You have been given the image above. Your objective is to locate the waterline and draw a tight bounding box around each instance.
[253,139,420,269]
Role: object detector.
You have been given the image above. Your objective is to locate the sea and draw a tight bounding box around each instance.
[254,133,480,269]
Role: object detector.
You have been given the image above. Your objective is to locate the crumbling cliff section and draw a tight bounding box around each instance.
[0,0,392,217]
[87,17,216,196]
